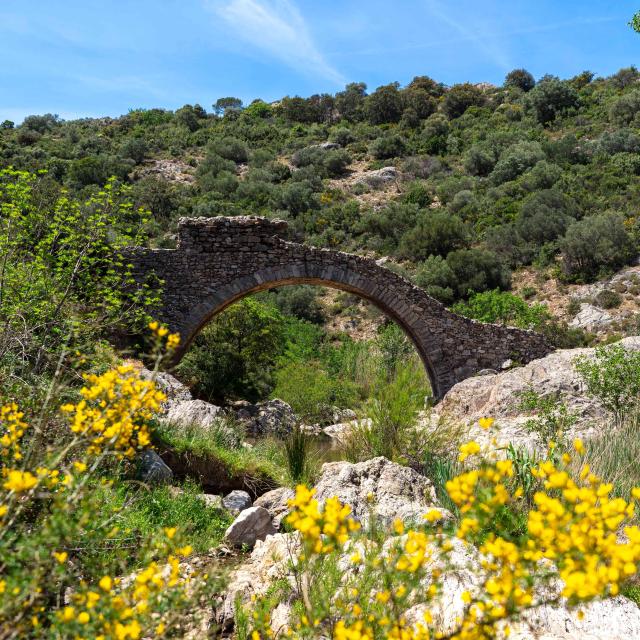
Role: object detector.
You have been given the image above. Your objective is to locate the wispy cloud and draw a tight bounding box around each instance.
[334,14,619,60]
[424,0,511,70]
[205,0,345,85]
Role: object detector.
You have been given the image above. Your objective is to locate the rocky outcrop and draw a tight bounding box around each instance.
[232,398,297,437]
[164,399,223,428]
[313,457,447,526]
[429,336,640,451]
[224,507,276,548]
[569,303,613,331]
[354,166,398,188]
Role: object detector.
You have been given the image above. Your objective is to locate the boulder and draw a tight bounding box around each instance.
[313,457,447,526]
[223,489,252,514]
[428,336,640,451]
[197,493,223,509]
[164,399,223,428]
[254,487,295,530]
[136,450,173,485]
[224,507,276,548]
[235,398,297,437]
[355,166,398,188]
[569,303,613,332]
[218,532,299,629]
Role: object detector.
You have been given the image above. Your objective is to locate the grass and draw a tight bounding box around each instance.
[151,417,288,491]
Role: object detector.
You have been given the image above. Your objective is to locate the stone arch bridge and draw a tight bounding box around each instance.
[127,216,551,400]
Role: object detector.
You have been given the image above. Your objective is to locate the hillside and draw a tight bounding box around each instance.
[7,67,640,638]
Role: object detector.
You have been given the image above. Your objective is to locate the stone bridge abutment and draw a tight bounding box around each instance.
[126,216,551,400]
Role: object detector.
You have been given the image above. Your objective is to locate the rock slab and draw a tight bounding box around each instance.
[224,507,276,548]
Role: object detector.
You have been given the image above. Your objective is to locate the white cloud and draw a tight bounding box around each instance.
[205,0,345,85]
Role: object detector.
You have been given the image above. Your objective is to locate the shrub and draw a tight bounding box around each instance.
[398,210,469,261]
[596,128,640,155]
[516,188,577,245]
[364,82,404,124]
[610,91,640,125]
[176,298,286,403]
[505,68,536,92]
[369,133,407,159]
[267,285,325,324]
[525,75,579,124]
[323,149,351,177]
[330,127,355,146]
[518,389,577,448]
[414,255,456,304]
[402,87,437,119]
[210,136,249,163]
[452,289,551,331]
[442,83,485,119]
[464,144,497,176]
[610,66,640,89]
[272,360,359,424]
[343,358,429,462]
[559,212,635,281]
[446,248,511,298]
[490,141,545,185]
[595,289,623,309]
[575,343,640,422]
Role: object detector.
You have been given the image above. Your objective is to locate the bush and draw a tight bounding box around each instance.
[490,141,545,185]
[452,289,551,330]
[398,210,469,261]
[595,289,623,309]
[596,129,640,155]
[559,212,635,281]
[369,133,407,159]
[465,144,497,176]
[414,255,456,304]
[267,285,325,323]
[272,360,359,424]
[176,298,286,403]
[446,248,511,298]
[610,91,640,125]
[210,136,249,163]
[575,343,640,421]
[442,83,485,119]
[505,68,536,92]
[364,83,404,124]
[330,127,356,146]
[323,149,351,177]
[525,75,579,124]
[516,188,577,245]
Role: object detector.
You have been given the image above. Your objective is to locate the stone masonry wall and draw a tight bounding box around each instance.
[125,216,552,399]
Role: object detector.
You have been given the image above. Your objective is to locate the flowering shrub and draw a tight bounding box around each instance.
[0,325,213,639]
[249,422,640,639]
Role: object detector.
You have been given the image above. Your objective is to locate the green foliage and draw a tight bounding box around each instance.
[505,68,536,92]
[176,298,286,403]
[398,210,469,261]
[364,83,404,124]
[595,289,623,309]
[442,83,484,119]
[518,389,577,447]
[559,212,636,281]
[575,343,640,422]
[445,248,511,299]
[369,133,407,159]
[524,75,579,124]
[452,289,551,330]
[284,425,312,484]
[272,360,359,424]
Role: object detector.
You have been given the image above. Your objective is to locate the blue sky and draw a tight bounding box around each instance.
[1,1,638,123]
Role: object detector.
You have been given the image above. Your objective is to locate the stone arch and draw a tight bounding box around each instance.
[125,216,551,400]
[177,265,444,398]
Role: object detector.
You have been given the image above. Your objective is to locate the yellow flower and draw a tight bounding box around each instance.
[573,438,585,455]
[4,469,38,492]
[53,551,68,564]
[479,417,494,430]
[164,527,177,539]
[99,576,113,592]
[73,461,87,472]
[458,440,481,462]
[77,611,90,624]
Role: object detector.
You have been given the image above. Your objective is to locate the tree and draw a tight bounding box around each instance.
[490,141,545,185]
[525,75,579,124]
[402,87,437,119]
[398,210,469,261]
[610,91,640,126]
[446,248,511,298]
[369,133,407,159]
[504,69,535,92]
[1,120,13,129]
[176,298,286,403]
[559,212,636,281]
[517,188,577,245]
[442,83,484,119]
[213,97,243,116]
[407,75,445,97]
[364,83,404,124]
[335,82,367,121]
[175,104,206,131]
